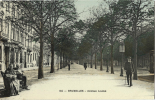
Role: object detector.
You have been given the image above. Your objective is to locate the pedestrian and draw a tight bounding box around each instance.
[124,57,134,86]
[84,63,87,70]
[68,62,70,71]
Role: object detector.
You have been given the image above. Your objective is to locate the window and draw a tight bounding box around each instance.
[25,37,26,46]
[17,28,19,41]
[30,54,32,63]
[20,52,22,63]
[15,27,17,41]
[31,37,32,47]
[0,46,2,61]
[17,11,19,19]
[1,2,3,7]
[28,36,29,46]
[28,55,29,63]
[10,49,14,63]
[16,52,18,63]
[6,2,9,12]
[8,2,10,11]
[19,31,21,42]
[21,34,24,43]
[0,64,1,70]
[35,53,36,60]
[33,53,34,60]
[12,25,15,40]
[12,6,15,17]
[31,26,32,34]
[5,22,9,35]
[7,22,9,35]
[28,25,30,32]
[0,18,2,32]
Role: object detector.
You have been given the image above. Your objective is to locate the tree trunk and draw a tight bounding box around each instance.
[95,53,97,69]
[60,51,62,69]
[50,32,54,73]
[111,45,114,74]
[100,50,103,71]
[144,56,145,67]
[133,25,138,80]
[38,2,44,79]
[63,53,64,68]
[57,56,59,70]
[142,56,144,68]
[65,56,67,67]
[50,12,54,73]
[91,54,93,68]
[65,56,66,66]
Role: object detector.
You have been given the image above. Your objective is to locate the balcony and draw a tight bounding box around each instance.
[27,46,32,52]
[0,32,9,41]
[11,39,19,45]
[18,41,24,49]
[33,45,39,50]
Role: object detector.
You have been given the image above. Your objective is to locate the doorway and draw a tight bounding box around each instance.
[24,52,27,68]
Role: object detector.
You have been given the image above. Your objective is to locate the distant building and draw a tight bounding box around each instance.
[43,43,59,67]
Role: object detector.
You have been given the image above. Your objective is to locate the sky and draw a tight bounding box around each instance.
[74,0,103,39]
[74,0,103,20]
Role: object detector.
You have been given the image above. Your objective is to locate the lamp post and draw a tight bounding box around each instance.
[119,41,125,76]
[106,49,109,72]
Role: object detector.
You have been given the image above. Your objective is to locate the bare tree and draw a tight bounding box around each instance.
[8,1,55,79]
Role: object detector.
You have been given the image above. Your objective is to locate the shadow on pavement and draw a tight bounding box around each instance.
[138,75,154,83]
[115,84,127,87]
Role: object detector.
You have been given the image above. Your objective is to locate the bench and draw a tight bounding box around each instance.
[1,71,11,96]
[0,71,20,96]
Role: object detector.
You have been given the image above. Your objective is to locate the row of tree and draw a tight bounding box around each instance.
[77,0,154,80]
[5,1,79,79]
[2,0,154,80]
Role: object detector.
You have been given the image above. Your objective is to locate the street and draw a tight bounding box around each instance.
[0,63,154,100]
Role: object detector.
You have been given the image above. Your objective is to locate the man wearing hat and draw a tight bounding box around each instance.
[84,63,87,70]
[124,57,134,86]
[15,64,29,90]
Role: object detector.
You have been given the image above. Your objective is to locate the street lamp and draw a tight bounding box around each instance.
[119,41,125,76]
[106,49,109,72]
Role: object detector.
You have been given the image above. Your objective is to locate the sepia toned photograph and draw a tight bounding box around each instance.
[0,0,154,99]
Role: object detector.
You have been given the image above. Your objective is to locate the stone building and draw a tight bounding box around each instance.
[0,1,40,71]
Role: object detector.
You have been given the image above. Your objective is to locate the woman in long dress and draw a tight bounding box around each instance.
[4,64,19,96]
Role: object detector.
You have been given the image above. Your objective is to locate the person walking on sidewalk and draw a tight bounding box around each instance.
[84,63,87,70]
[68,62,70,71]
[124,57,134,86]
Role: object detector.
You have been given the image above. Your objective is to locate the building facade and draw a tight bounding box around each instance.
[0,1,41,71]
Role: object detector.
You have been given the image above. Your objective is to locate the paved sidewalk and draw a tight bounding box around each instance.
[0,63,153,100]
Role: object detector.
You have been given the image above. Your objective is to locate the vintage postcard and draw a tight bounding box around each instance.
[0,0,154,99]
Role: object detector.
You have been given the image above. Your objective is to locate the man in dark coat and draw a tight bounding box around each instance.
[68,62,70,71]
[84,63,87,70]
[15,64,28,90]
[124,57,134,86]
